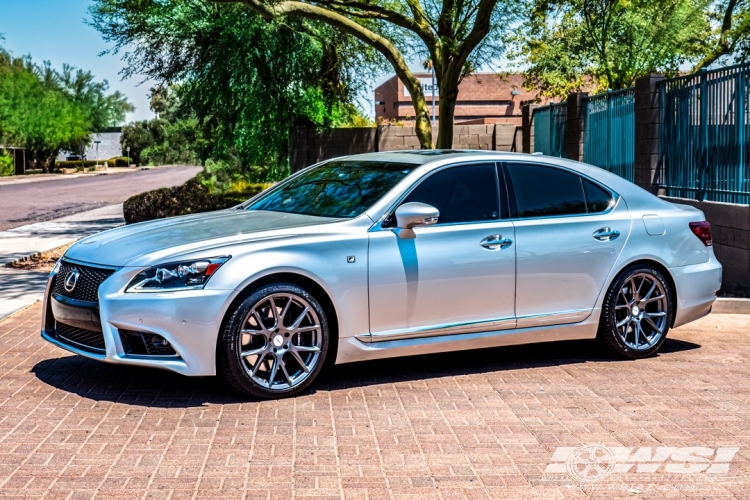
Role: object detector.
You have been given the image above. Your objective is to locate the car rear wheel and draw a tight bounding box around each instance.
[598,265,673,359]
[218,283,329,399]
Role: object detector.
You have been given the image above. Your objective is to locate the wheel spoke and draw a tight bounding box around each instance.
[279,296,293,327]
[290,306,310,330]
[294,345,320,353]
[252,311,270,334]
[642,294,665,304]
[646,311,666,317]
[641,281,657,301]
[268,355,279,386]
[293,324,320,334]
[251,353,267,376]
[643,315,663,335]
[633,321,640,347]
[268,297,280,330]
[280,359,293,385]
[291,350,310,373]
[616,316,630,328]
[241,347,266,358]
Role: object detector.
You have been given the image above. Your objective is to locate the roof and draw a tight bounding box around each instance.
[343,149,530,164]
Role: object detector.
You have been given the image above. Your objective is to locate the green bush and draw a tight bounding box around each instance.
[0,153,13,176]
[123,178,271,224]
[109,156,132,167]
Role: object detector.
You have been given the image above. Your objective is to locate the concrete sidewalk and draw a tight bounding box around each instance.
[0,204,125,320]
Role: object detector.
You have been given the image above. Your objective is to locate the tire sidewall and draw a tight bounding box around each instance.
[219,283,329,398]
[601,265,673,358]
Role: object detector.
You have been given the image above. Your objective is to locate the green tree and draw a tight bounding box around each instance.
[0,50,90,171]
[513,0,709,98]
[694,0,750,70]
[91,0,376,175]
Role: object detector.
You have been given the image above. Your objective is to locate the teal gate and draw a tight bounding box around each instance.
[583,88,635,182]
[658,64,750,204]
[533,102,567,157]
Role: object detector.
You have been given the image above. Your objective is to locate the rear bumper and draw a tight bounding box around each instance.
[670,253,722,328]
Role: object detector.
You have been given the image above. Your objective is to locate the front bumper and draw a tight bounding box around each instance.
[41,262,238,376]
[671,252,722,328]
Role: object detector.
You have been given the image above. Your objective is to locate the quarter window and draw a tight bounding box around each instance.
[507,163,587,218]
[583,178,615,213]
[401,164,500,224]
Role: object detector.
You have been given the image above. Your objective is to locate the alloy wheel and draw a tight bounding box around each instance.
[238,293,322,391]
[614,273,668,350]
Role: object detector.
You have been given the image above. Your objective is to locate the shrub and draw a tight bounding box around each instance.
[123,178,271,223]
[110,156,132,167]
[0,152,13,176]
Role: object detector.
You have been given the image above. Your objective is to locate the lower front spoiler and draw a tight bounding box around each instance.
[42,329,105,360]
[41,328,194,375]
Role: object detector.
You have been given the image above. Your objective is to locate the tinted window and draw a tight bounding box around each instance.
[401,164,499,224]
[507,163,586,218]
[584,178,614,213]
[246,161,416,218]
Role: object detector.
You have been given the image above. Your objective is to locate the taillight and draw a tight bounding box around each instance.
[689,221,712,246]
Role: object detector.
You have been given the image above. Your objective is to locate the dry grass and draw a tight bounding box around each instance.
[6,242,74,273]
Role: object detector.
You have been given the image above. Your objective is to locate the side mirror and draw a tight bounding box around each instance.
[393,202,439,239]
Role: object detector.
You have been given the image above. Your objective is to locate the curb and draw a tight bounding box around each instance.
[713,297,750,314]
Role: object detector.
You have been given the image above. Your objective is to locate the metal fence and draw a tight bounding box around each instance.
[583,88,635,182]
[658,64,750,204]
[533,102,567,157]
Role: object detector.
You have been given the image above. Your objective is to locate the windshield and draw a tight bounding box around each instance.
[246,160,417,218]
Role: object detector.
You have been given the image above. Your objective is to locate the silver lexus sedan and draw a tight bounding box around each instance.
[42,151,721,398]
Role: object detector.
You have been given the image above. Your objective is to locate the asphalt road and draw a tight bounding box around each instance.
[0,165,201,231]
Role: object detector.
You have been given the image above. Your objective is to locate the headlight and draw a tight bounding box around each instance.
[126,256,230,292]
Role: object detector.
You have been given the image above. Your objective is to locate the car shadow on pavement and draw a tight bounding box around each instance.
[31,337,700,407]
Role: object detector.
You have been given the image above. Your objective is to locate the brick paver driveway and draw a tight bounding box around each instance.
[0,304,749,499]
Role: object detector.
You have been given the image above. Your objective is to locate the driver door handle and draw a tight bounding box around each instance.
[593,227,620,241]
[480,235,513,250]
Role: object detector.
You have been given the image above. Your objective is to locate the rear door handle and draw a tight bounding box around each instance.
[593,227,620,241]
[480,234,513,250]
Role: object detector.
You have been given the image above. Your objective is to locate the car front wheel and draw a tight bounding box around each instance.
[598,265,673,359]
[218,283,329,399]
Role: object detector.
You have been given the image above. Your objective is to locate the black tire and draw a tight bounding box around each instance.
[598,264,673,359]
[217,283,329,399]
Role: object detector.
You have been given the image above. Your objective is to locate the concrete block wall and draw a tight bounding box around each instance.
[291,124,518,172]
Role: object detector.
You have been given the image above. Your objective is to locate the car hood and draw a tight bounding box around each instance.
[64,209,340,267]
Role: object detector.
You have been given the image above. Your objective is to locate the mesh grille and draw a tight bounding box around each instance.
[52,261,115,303]
[55,322,106,353]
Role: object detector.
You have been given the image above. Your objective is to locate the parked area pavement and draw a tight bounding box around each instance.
[0,306,748,499]
[0,165,200,231]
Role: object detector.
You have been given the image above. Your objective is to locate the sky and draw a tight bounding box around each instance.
[1,0,155,123]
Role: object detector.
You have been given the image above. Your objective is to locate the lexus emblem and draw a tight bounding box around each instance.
[64,269,80,292]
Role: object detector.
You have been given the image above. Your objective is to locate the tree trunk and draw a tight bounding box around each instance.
[436,83,458,149]
[412,93,433,149]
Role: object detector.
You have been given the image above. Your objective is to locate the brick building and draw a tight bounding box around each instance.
[374,73,544,125]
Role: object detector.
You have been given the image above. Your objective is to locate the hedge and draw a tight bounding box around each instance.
[123,178,270,224]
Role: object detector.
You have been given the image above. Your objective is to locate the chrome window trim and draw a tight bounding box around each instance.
[503,161,621,221]
[368,160,507,232]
